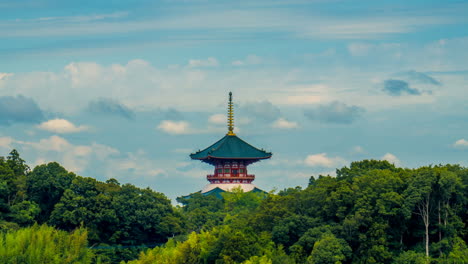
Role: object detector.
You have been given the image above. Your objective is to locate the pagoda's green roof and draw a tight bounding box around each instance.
[190,135,272,161]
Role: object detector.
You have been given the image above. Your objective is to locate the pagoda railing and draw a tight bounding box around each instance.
[207,174,255,180]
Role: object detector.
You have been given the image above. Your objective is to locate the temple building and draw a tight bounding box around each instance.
[190,92,272,195]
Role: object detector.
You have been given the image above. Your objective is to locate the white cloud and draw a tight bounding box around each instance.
[0,137,14,150]
[30,135,72,152]
[304,153,346,168]
[104,149,168,181]
[208,114,226,125]
[238,117,252,126]
[1,8,455,40]
[282,95,323,105]
[157,120,191,135]
[453,139,468,148]
[116,159,164,177]
[347,42,403,61]
[272,118,298,129]
[347,43,373,56]
[0,59,171,113]
[91,143,120,159]
[38,119,88,133]
[271,84,330,106]
[188,57,219,67]
[65,62,103,87]
[18,59,212,113]
[2,134,169,183]
[243,100,281,122]
[0,73,13,80]
[73,145,92,156]
[208,114,250,130]
[37,12,128,23]
[14,135,119,173]
[231,61,244,66]
[381,153,401,166]
[2,136,175,189]
[1,35,466,118]
[352,145,365,154]
[232,55,262,66]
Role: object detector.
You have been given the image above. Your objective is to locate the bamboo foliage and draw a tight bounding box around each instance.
[0,224,93,264]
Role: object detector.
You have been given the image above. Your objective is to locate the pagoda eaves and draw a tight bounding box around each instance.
[190,134,272,165]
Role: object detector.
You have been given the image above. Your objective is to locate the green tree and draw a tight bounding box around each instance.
[50,177,181,245]
[6,149,30,176]
[177,192,224,232]
[216,228,263,263]
[307,233,351,264]
[445,237,468,263]
[0,150,28,207]
[434,166,465,246]
[403,167,437,259]
[348,169,407,262]
[336,159,398,181]
[250,193,295,233]
[8,200,39,225]
[26,162,75,223]
[126,231,217,264]
[290,225,335,263]
[271,215,318,249]
[222,187,264,215]
[403,166,466,259]
[393,250,427,264]
[0,150,31,224]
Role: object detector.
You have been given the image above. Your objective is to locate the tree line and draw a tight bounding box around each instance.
[1,150,467,263]
[0,150,182,263]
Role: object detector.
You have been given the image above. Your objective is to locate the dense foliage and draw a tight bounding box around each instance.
[0,150,183,263]
[0,224,92,263]
[131,160,468,264]
[1,149,467,263]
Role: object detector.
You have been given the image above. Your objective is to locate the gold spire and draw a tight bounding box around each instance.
[227,92,236,135]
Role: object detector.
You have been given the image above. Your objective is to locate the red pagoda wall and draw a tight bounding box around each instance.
[207,160,255,184]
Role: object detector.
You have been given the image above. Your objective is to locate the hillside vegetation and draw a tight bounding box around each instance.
[1,150,467,263]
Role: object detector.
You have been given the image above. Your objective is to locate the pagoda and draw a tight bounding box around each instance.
[190,92,272,195]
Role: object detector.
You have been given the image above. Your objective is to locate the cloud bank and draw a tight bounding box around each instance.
[87,98,135,119]
[304,101,365,124]
[397,70,441,86]
[0,95,44,125]
[243,101,281,122]
[383,79,421,96]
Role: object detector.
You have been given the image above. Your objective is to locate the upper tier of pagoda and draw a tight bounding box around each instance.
[190,134,272,165]
[189,92,272,166]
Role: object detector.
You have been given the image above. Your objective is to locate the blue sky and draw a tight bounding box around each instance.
[0,0,467,200]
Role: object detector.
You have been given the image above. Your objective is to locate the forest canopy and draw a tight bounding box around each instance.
[0,149,467,263]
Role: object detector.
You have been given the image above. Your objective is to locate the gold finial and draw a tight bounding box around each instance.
[227,92,236,135]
